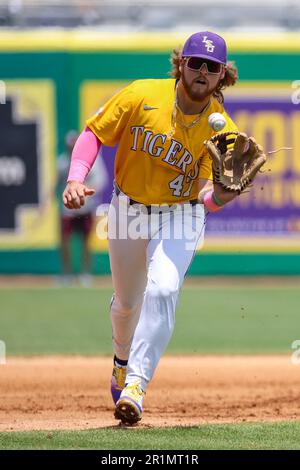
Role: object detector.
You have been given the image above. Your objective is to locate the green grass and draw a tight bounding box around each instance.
[1,422,300,450]
[0,285,299,355]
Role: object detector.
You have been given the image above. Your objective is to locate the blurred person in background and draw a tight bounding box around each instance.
[57,130,108,286]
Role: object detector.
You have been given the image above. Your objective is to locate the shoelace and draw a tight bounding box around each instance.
[125,382,145,400]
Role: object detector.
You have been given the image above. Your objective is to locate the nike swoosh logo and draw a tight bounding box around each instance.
[144,105,159,111]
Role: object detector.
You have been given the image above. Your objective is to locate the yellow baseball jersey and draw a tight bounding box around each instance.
[87,78,238,205]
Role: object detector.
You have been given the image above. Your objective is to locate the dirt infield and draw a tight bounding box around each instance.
[0,356,299,431]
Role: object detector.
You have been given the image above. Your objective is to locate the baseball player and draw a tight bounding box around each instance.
[62,31,266,425]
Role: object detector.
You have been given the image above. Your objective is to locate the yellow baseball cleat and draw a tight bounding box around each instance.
[114,381,145,425]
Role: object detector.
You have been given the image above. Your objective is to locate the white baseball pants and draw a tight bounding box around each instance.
[108,189,206,391]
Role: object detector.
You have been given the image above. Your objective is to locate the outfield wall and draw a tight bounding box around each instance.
[1,30,300,274]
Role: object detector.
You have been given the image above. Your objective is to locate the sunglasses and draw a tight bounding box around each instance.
[184,57,222,74]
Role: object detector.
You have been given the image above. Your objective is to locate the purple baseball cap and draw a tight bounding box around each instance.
[182,31,227,65]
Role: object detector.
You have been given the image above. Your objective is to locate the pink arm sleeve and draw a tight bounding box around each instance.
[203,190,223,212]
[67,126,101,183]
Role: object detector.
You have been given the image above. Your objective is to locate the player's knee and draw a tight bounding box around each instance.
[111,296,139,317]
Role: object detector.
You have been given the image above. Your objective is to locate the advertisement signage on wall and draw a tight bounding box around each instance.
[0,31,300,273]
[0,81,58,248]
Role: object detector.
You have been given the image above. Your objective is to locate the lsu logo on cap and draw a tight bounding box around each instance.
[202,36,215,53]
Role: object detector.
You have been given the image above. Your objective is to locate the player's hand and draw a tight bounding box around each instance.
[62,181,95,209]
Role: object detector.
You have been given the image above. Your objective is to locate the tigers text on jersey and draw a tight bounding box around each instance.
[87,78,237,205]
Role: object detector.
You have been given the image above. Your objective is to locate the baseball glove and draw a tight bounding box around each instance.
[205,131,267,194]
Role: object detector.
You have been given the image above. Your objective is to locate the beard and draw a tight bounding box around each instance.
[181,68,220,102]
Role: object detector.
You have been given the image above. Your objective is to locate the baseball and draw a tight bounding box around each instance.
[208,112,226,132]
